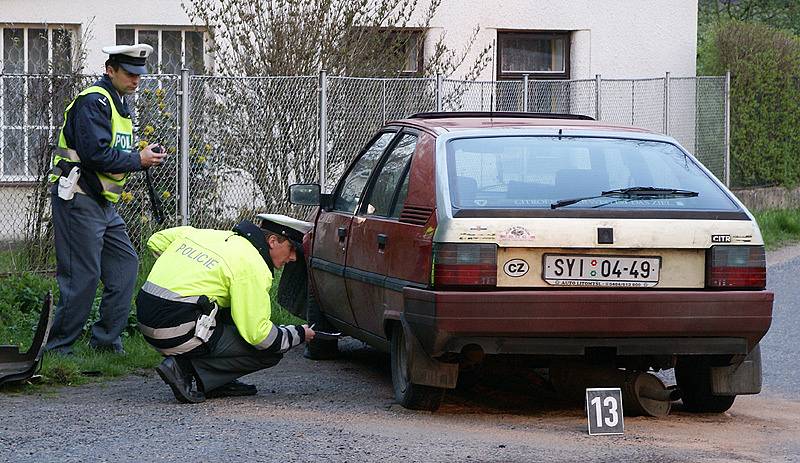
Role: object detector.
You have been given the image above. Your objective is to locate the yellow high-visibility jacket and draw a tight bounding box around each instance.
[144,226,278,348]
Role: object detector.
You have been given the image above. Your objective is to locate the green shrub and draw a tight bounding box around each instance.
[704,21,800,188]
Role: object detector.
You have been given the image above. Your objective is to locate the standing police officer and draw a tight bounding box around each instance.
[136,215,316,403]
[46,44,166,355]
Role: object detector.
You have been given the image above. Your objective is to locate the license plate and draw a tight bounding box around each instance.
[542,254,661,287]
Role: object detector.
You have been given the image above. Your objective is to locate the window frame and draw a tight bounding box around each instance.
[1,25,77,183]
[383,28,424,77]
[350,27,424,77]
[496,30,571,81]
[115,26,209,75]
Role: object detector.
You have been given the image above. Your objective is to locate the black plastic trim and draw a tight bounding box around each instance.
[443,337,749,356]
[410,111,594,121]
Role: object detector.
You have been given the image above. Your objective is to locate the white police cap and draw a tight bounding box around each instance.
[256,213,312,248]
[101,43,153,75]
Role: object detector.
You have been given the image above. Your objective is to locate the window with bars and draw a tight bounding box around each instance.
[496,31,571,113]
[116,28,207,75]
[1,26,75,181]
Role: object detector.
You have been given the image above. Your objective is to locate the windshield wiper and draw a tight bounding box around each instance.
[550,186,699,209]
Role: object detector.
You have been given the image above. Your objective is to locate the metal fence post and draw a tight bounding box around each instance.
[664,71,671,135]
[523,74,529,112]
[595,74,602,120]
[724,70,731,187]
[382,79,387,123]
[319,70,328,191]
[179,68,190,225]
[436,74,443,112]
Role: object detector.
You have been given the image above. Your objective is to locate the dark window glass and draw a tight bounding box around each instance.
[162,30,182,74]
[3,29,24,73]
[28,29,48,73]
[3,129,24,175]
[334,132,396,213]
[116,28,135,45]
[27,75,49,124]
[185,31,205,74]
[364,134,416,216]
[27,128,48,175]
[500,33,565,73]
[137,30,159,73]
[52,29,73,74]
[498,32,569,79]
[3,76,23,125]
[390,170,411,218]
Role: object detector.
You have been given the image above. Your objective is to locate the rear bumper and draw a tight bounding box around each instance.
[402,288,774,357]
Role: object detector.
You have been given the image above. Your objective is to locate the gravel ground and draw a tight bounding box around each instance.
[2,338,799,463]
[1,246,798,463]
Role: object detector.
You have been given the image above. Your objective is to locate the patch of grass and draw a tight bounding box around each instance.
[0,333,163,393]
[39,334,162,383]
[268,267,308,326]
[753,208,800,250]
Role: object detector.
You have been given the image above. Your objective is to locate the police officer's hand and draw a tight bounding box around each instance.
[302,324,316,341]
[140,143,166,169]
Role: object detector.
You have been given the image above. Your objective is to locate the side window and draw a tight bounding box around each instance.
[364,134,417,217]
[389,173,411,218]
[333,132,396,213]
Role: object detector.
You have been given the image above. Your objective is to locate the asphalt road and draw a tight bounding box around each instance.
[760,246,800,399]
[0,247,798,462]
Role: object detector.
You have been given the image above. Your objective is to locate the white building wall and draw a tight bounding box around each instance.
[0,0,697,79]
[427,0,697,80]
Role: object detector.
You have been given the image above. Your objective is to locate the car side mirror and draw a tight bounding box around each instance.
[289,183,331,208]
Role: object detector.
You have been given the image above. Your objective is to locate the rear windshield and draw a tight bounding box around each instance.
[446,136,738,211]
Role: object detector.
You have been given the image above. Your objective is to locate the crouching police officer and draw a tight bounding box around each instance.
[136,215,315,403]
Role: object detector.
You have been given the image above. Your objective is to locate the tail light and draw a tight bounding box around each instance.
[706,245,766,289]
[432,243,497,287]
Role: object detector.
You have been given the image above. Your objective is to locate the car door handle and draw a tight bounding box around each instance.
[337,226,347,243]
[377,233,388,250]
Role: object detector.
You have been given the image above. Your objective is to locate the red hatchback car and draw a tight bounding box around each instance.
[289,112,773,412]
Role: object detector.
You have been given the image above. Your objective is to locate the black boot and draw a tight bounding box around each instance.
[206,379,258,398]
[156,357,205,404]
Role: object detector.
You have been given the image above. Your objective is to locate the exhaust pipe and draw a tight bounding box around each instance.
[550,362,678,417]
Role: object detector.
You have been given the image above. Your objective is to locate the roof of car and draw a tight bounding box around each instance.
[389,112,655,135]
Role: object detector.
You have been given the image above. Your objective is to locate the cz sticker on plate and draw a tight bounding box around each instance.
[542,254,661,287]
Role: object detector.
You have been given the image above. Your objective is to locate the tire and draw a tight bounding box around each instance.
[675,358,736,413]
[303,286,340,360]
[390,324,444,411]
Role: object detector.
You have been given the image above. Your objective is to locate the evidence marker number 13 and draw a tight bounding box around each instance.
[586,388,624,436]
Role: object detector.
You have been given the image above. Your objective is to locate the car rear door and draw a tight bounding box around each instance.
[345,131,421,337]
[310,131,397,327]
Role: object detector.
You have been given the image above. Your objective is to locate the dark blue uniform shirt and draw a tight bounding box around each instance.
[61,75,142,174]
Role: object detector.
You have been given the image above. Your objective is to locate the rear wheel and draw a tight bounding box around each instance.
[390,324,444,411]
[675,358,736,413]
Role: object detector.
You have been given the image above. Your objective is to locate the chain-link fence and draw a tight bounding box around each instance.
[0,72,728,275]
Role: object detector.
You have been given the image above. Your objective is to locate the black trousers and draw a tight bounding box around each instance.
[181,323,283,392]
